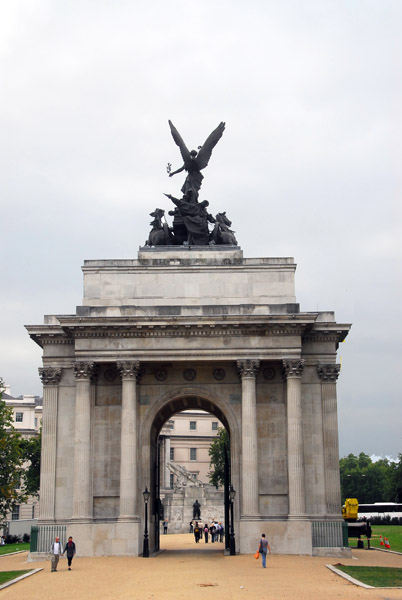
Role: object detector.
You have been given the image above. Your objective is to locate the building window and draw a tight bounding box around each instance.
[189,421,196,431]
[11,506,20,520]
[212,422,218,430]
[15,412,23,423]
[170,474,174,489]
[170,448,174,461]
[34,418,38,428]
[168,420,174,430]
[32,505,35,519]
[190,448,197,461]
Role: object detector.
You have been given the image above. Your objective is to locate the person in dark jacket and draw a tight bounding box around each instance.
[63,536,76,570]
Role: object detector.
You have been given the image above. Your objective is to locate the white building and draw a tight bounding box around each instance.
[2,385,42,530]
[159,410,224,490]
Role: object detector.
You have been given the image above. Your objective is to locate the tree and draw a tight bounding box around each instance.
[339,452,396,504]
[389,454,402,502]
[0,378,27,526]
[208,428,229,488]
[20,428,41,497]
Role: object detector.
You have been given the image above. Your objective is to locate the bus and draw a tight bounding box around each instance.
[358,503,402,520]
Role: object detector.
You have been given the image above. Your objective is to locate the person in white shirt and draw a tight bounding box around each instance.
[50,536,63,572]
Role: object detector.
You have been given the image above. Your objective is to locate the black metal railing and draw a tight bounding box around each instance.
[30,525,67,553]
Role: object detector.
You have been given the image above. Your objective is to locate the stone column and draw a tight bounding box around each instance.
[117,361,140,521]
[38,367,62,522]
[282,358,306,519]
[237,359,260,517]
[71,361,95,521]
[165,436,171,489]
[317,363,341,516]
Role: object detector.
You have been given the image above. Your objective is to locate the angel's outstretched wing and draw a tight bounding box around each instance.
[168,120,191,165]
[196,122,225,170]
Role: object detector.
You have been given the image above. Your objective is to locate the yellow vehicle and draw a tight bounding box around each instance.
[342,498,359,521]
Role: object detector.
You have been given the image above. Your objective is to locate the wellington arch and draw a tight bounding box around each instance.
[26,245,351,557]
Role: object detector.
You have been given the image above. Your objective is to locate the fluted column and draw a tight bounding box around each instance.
[71,361,95,521]
[117,361,140,521]
[237,359,260,517]
[282,358,306,519]
[38,367,62,522]
[317,363,341,516]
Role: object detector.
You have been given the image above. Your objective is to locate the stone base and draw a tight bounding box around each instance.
[239,519,313,555]
[27,552,48,562]
[312,547,352,558]
[65,521,141,556]
[239,519,348,556]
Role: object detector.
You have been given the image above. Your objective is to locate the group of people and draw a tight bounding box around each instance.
[49,530,271,570]
[192,521,224,544]
[50,536,76,572]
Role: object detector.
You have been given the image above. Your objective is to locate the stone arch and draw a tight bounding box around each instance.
[139,386,241,552]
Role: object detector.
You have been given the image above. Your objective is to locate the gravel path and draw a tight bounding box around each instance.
[1,534,401,599]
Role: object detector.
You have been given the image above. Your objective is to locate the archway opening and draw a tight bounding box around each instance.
[149,395,232,554]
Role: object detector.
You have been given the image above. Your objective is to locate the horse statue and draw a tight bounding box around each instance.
[145,208,172,246]
[210,212,238,246]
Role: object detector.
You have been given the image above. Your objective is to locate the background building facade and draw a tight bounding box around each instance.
[2,385,42,534]
[159,410,223,490]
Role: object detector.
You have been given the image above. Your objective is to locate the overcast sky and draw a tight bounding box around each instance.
[1,1,401,459]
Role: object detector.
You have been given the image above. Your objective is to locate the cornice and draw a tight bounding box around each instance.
[303,322,351,344]
[27,316,351,345]
[68,324,306,339]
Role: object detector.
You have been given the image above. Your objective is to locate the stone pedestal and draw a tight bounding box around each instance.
[162,485,224,533]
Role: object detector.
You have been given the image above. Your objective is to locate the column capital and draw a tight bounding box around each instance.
[39,367,62,386]
[237,359,260,378]
[282,358,305,379]
[317,363,340,381]
[117,361,141,380]
[73,361,96,381]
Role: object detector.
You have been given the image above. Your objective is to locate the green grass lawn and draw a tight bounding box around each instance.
[337,565,402,587]
[0,543,30,555]
[0,570,31,585]
[369,525,402,553]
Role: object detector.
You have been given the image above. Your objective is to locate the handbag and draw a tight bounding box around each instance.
[254,551,260,559]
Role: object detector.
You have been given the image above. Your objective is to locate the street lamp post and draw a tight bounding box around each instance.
[229,485,236,555]
[143,486,150,557]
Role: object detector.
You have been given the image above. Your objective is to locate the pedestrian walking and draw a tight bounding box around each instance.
[194,523,200,543]
[218,522,224,542]
[50,536,63,572]
[62,536,76,571]
[189,521,194,533]
[204,524,209,543]
[163,519,168,534]
[258,533,271,568]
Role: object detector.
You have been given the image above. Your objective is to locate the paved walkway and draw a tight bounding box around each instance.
[1,534,402,599]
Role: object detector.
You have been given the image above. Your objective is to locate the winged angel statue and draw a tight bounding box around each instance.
[168,120,225,201]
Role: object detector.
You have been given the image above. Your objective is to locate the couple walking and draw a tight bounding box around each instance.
[50,536,76,572]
